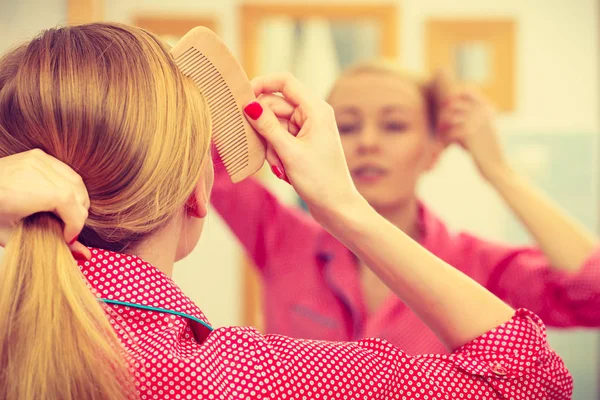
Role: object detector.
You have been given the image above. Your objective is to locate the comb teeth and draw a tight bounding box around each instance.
[175,47,249,177]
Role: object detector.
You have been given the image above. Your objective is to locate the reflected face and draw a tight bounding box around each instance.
[329,72,441,210]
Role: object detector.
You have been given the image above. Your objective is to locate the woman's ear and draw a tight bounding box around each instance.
[185,162,213,219]
[185,193,207,218]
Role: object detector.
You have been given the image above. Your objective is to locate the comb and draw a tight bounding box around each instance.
[171,27,266,183]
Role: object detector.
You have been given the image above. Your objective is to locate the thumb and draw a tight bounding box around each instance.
[243,101,294,154]
[69,241,92,261]
[432,68,458,105]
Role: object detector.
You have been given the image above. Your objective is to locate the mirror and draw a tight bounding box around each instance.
[48,3,600,398]
[133,16,218,46]
[238,3,399,329]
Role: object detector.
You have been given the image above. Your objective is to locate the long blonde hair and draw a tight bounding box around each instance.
[0,23,211,399]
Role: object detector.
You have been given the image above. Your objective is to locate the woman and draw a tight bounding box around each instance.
[211,60,600,355]
[0,23,570,399]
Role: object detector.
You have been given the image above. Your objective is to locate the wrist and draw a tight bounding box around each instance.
[310,191,373,236]
[482,162,521,188]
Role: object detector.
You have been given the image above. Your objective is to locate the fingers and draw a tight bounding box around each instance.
[20,149,90,211]
[69,240,91,261]
[437,95,474,134]
[441,96,472,111]
[2,150,90,259]
[262,115,300,184]
[266,144,289,184]
[41,152,90,210]
[53,191,89,245]
[441,88,490,111]
[32,158,88,244]
[437,109,464,134]
[244,98,302,184]
[24,150,90,244]
[258,94,295,120]
[244,100,296,154]
[259,94,302,138]
[250,73,320,110]
[251,73,336,131]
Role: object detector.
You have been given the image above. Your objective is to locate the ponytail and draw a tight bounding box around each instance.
[0,213,135,399]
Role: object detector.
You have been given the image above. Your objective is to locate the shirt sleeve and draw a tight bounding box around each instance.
[210,151,319,275]
[200,309,572,399]
[455,233,600,327]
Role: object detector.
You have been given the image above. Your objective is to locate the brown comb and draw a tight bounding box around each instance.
[171,27,266,183]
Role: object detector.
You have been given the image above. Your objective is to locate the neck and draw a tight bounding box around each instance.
[373,197,421,241]
[132,239,176,277]
[128,218,181,278]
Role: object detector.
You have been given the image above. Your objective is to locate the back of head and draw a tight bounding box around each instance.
[0,23,211,399]
[329,59,443,131]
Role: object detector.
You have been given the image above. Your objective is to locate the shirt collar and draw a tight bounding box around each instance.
[310,202,451,338]
[78,248,213,340]
[417,202,449,252]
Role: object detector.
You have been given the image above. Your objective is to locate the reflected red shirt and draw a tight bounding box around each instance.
[82,248,572,399]
[211,168,600,355]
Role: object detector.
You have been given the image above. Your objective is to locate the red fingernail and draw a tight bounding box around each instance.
[72,251,87,261]
[283,176,291,185]
[69,236,78,245]
[244,102,263,120]
[271,165,284,179]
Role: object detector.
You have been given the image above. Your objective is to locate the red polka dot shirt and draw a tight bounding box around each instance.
[81,248,573,399]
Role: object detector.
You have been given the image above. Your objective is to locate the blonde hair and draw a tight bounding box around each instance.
[329,59,442,131]
[0,23,211,399]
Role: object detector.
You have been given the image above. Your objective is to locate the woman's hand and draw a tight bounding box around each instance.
[437,89,598,272]
[244,74,515,350]
[0,149,91,259]
[244,73,363,223]
[437,90,509,182]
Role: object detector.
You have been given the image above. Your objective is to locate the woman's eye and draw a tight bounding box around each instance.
[338,123,359,135]
[383,121,408,132]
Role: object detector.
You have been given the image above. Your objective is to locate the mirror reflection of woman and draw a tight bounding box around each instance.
[212,61,600,355]
[0,24,571,399]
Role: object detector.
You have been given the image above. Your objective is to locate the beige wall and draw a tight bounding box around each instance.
[0,1,598,397]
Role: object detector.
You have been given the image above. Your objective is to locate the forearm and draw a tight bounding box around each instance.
[316,197,514,351]
[210,167,275,267]
[487,165,598,272]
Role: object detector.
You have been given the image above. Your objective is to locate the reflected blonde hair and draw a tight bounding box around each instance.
[329,59,442,131]
[0,23,211,399]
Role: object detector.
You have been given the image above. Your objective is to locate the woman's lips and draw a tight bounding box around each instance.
[351,165,388,184]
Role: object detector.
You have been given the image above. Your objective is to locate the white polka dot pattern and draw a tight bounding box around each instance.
[81,248,573,399]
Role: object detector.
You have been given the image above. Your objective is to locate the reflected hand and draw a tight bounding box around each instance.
[437,90,508,180]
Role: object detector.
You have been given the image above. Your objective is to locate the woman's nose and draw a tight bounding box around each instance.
[356,128,380,153]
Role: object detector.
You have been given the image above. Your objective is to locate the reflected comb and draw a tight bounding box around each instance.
[171,27,266,183]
